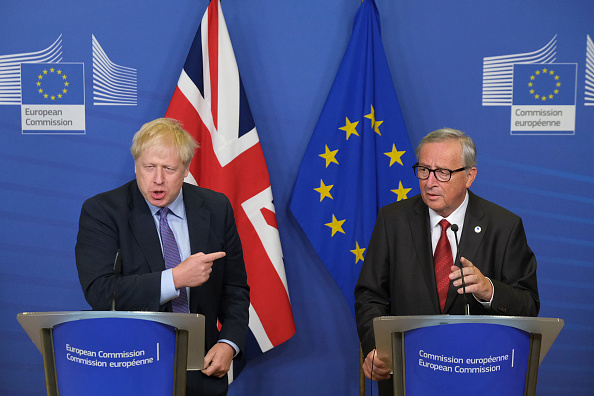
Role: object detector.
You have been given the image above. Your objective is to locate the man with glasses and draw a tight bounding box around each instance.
[354,128,539,391]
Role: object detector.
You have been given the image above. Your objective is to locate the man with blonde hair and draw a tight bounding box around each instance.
[76,118,250,395]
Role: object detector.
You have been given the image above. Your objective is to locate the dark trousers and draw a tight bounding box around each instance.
[186,370,228,396]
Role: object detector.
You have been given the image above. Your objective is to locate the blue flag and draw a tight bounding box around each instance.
[21,63,85,105]
[512,63,576,105]
[290,0,418,315]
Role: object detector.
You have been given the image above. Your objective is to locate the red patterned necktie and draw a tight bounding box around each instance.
[434,219,453,313]
[159,207,189,313]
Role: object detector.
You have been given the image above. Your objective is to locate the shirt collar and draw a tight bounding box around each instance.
[146,189,186,220]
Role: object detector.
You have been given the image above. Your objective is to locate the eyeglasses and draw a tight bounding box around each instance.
[412,163,467,182]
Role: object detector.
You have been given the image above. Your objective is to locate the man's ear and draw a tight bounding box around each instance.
[465,167,477,188]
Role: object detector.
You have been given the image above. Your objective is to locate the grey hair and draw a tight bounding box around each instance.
[415,127,477,168]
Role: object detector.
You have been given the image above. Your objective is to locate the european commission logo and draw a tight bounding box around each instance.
[481,35,586,136]
[511,63,577,135]
[21,62,85,134]
[0,34,137,135]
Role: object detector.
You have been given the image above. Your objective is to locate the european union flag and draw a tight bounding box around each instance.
[21,62,85,105]
[290,0,418,316]
[512,63,576,105]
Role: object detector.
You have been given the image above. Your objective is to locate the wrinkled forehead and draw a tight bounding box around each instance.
[418,140,464,167]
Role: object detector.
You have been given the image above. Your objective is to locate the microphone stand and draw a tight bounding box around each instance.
[451,225,470,315]
[111,250,122,311]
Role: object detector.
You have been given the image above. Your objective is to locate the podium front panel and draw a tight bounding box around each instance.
[404,323,530,395]
[52,318,177,395]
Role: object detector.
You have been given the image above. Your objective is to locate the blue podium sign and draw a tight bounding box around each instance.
[404,323,531,395]
[52,318,177,395]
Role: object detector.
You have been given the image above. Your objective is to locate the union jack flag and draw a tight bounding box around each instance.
[165,0,295,370]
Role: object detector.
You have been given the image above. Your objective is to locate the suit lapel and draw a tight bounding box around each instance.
[411,197,441,313]
[182,184,211,311]
[128,181,166,273]
[459,191,487,264]
[183,184,210,255]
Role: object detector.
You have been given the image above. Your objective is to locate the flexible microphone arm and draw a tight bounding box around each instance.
[450,224,470,315]
[111,249,122,311]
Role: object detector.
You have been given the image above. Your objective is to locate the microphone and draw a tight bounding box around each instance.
[111,249,122,311]
[450,224,469,315]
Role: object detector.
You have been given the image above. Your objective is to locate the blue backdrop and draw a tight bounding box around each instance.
[1,1,592,395]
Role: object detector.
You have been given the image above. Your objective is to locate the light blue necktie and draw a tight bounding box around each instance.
[159,207,189,313]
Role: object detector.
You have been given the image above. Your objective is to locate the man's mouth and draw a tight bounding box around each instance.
[151,190,166,200]
[425,190,441,199]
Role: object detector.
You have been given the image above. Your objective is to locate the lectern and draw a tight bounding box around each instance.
[373,315,563,396]
[17,311,205,396]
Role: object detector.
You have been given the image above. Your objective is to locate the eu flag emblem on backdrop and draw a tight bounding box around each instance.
[512,63,577,105]
[21,63,85,105]
[290,0,418,315]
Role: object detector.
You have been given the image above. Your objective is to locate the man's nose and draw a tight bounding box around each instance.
[154,168,164,184]
[425,171,439,186]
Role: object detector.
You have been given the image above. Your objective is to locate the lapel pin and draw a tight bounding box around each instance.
[474,226,482,233]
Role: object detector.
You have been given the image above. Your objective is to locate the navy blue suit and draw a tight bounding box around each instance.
[76,180,250,395]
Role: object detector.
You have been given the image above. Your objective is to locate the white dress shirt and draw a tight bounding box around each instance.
[428,191,493,307]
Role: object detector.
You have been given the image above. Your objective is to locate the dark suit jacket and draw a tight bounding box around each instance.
[75,180,250,395]
[354,190,539,357]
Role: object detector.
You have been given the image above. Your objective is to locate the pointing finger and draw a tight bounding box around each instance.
[200,251,226,262]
